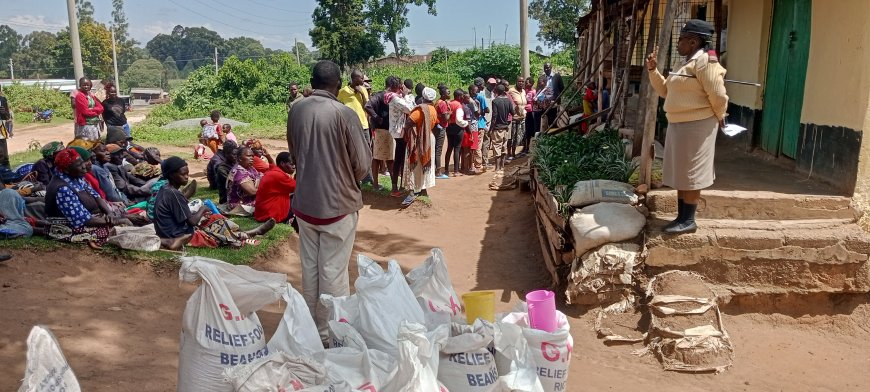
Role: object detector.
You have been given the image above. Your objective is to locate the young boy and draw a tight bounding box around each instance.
[222,123,238,144]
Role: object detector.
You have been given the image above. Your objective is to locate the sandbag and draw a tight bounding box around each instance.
[595,294,645,343]
[567,180,638,208]
[382,321,449,392]
[566,243,640,305]
[568,203,645,258]
[321,294,360,326]
[438,320,499,392]
[406,248,462,329]
[325,321,398,391]
[177,256,288,392]
[354,256,426,357]
[269,285,326,362]
[500,304,573,392]
[106,224,161,252]
[222,352,328,392]
[645,271,734,373]
[18,326,81,392]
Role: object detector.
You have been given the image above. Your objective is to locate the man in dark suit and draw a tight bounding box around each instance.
[542,62,564,130]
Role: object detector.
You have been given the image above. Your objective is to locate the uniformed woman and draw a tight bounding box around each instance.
[646,19,728,234]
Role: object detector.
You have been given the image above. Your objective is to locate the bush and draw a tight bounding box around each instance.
[4,84,74,123]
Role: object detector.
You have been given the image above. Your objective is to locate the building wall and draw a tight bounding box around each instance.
[794,0,870,194]
[724,0,771,110]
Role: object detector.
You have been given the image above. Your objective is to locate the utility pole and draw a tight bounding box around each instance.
[8,59,13,80]
[520,0,529,77]
[504,24,508,44]
[110,27,120,89]
[489,25,492,48]
[66,0,84,81]
[294,38,300,64]
[473,27,477,49]
[214,47,218,75]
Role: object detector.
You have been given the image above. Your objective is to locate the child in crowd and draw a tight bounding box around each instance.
[222,124,238,144]
[200,118,222,154]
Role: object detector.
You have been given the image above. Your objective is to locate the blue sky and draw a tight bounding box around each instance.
[1,0,548,54]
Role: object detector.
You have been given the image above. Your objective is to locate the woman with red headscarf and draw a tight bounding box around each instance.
[44,148,132,248]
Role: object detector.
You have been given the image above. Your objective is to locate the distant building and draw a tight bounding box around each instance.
[0,79,78,93]
[129,88,169,105]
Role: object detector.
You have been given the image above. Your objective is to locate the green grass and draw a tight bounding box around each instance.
[3,182,294,266]
[360,173,432,206]
[9,149,42,167]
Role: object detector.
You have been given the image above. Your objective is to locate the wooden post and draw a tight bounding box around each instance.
[612,0,642,127]
[596,0,605,115]
[634,0,660,155]
[638,0,679,187]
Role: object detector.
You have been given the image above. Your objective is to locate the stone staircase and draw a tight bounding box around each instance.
[644,189,870,302]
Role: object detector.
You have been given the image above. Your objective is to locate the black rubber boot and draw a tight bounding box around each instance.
[663,199,685,230]
[664,202,697,234]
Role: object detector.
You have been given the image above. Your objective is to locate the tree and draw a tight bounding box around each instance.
[225,37,266,60]
[291,41,315,65]
[163,56,180,80]
[13,31,58,79]
[76,0,95,23]
[529,0,590,48]
[145,25,226,71]
[310,0,384,68]
[397,36,414,57]
[0,25,21,77]
[366,0,436,58]
[55,21,114,79]
[122,58,165,91]
[111,0,130,43]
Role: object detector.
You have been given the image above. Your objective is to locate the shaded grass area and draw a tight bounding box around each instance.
[9,149,42,167]
[3,184,295,266]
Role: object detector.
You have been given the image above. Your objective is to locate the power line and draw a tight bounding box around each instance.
[247,0,312,14]
[167,0,305,38]
[208,0,308,23]
[187,0,312,29]
[0,19,65,32]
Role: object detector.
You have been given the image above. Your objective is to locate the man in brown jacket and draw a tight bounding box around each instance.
[287,60,372,340]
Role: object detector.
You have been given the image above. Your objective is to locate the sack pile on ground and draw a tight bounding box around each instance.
[644,271,734,373]
[169,249,573,392]
[564,179,645,305]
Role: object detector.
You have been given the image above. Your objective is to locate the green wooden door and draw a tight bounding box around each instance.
[760,0,811,158]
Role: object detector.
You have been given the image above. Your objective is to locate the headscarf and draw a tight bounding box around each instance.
[244,139,263,150]
[40,141,65,159]
[422,87,436,102]
[54,148,81,173]
[70,146,93,160]
[67,138,96,150]
[161,156,188,179]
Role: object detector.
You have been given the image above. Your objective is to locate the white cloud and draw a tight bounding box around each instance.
[5,14,66,32]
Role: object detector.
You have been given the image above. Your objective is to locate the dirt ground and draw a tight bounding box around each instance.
[1,157,870,391]
[5,111,148,154]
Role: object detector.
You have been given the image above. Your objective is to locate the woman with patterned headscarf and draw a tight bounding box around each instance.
[44,148,131,248]
[244,138,274,173]
[31,141,64,186]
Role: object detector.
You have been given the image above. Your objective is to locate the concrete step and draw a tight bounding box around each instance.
[645,218,870,294]
[646,189,857,221]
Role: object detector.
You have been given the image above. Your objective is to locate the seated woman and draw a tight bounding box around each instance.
[0,188,34,239]
[44,148,133,248]
[244,139,274,173]
[254,152,296,223]
[153,156,275,250]
[30,141,65,186]
[225,146,262,215]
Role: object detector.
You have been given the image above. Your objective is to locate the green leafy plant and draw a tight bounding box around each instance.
[532,129,637,210]
[4,83,74,123]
